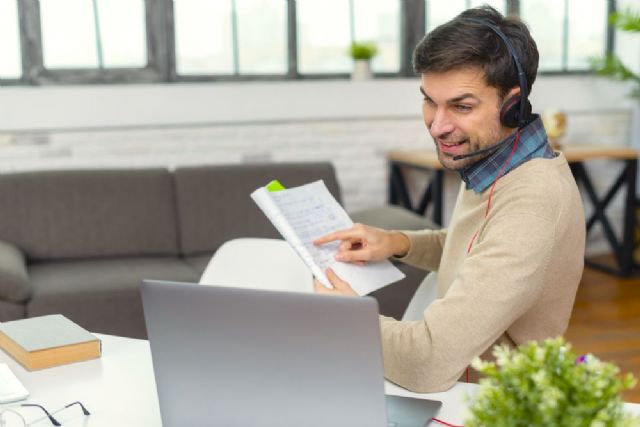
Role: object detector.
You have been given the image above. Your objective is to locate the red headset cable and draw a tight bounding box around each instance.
[431,130,522,427]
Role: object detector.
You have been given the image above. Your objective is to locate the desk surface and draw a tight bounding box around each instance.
[0,334,638,426]
[388,144,639,170]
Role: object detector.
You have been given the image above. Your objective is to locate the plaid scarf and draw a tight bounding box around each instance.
[458,115,555,194]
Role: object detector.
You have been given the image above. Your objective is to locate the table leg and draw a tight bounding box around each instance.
[573,159,638,277]
[433,170,444,226]
[389,162,413,210]
[621,158,637,276]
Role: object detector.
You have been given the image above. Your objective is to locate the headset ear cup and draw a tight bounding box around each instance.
[500,96,521,128]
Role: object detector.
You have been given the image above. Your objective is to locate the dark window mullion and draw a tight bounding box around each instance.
[286,0,298,78]
[230,0,240,75]
[401,0,425,77]
[18,0,43,84]
[349,0,355,43]
[562,0,569,71]
[91,0,105,69]
[606,0,616,56]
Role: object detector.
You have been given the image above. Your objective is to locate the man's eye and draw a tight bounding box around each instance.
[455,104,472,112]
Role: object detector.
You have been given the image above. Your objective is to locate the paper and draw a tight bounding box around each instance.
[251,180,405,295]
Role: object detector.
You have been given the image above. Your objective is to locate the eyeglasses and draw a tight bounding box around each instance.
[0,401,90,426]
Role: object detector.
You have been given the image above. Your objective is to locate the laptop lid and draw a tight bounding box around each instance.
[141,280,389,427]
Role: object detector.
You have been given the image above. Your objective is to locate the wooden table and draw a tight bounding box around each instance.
[387,145,639,276]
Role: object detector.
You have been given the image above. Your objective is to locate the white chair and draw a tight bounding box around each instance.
[402,272,438,321]
[199,238,314,292]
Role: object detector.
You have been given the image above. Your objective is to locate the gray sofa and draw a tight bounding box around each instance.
[0,163,431,338]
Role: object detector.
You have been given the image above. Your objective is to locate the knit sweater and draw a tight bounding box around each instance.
[380,153,585,393]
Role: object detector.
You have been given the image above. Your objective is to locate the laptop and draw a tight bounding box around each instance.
[141,280,442,427]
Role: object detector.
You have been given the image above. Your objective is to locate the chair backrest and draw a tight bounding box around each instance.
[199,238,313,293]
[402,272,438,321]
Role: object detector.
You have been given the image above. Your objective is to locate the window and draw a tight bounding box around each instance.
[520,0,607,71]
[174,0,287,76]
[520,0,564,70]
[297,0,352,74]
[236,0,288,74]
[425,0,506,33]
[352,0,401,73]
[0,0,22,79]
[5,0,616,85]
[174,0,235,75]
[39,0,147,70]
[297,0,401,74]
[566,0,607,69]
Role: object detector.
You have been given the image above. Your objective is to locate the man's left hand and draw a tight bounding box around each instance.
[314,268,358,297]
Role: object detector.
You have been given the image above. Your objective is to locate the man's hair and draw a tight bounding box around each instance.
[413,6,539,98]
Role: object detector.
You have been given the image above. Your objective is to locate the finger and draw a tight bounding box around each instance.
[326,268,349,291]
[335,247,372,263]
[326,269,358,297]
[338,240,353,252]
[314,227,363,246]
[314,280,333,294]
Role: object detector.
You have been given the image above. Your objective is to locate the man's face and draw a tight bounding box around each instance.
[420,67,515,170]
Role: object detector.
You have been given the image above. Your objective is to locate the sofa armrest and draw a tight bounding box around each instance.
[0,240,30,302]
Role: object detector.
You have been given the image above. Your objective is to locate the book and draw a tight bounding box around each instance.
[0,314,102,371]
[251,180,405,296]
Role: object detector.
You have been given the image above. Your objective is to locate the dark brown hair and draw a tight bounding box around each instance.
[413,6,539,98]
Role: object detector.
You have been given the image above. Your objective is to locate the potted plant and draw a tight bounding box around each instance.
[591,8,640,99]
[591,8,640,154]
[466,337,639,426]
[350,41,378,81]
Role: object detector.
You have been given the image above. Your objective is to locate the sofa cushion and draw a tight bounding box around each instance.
[0,169,180,261]
[0,240,30,302]
[174,163,342,256]
[0,299,25,322]
[27,257,199,339]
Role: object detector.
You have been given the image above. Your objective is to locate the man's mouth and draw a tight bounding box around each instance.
[438,139,469,155]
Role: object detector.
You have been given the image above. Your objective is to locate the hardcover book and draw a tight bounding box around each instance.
[0,314,101,371]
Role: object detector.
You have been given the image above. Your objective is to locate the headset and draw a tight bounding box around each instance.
[468,18,532,129]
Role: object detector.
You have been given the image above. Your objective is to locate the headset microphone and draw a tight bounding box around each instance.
[451,137,514,161]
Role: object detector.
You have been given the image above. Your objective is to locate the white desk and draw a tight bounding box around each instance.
[0,334,638,426]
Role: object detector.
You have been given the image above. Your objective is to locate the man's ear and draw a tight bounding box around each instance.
[504,86,520,101]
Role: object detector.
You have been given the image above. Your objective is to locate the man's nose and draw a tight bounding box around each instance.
[429,109,455,138]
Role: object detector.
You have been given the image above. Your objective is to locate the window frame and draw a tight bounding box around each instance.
[0,0,616,86]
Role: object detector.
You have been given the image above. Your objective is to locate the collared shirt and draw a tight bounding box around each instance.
[459,115,555,194]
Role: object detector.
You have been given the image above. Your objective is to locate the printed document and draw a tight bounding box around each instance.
[251,180,405,295]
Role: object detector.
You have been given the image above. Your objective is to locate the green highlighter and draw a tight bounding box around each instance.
[266,180,285,192]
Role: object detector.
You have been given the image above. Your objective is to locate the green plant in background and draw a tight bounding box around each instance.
[466,337,639,427]
[349,41,378,60]
[590,8,640,99]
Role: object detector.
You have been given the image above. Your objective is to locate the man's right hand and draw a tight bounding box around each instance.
[313,223,410,264]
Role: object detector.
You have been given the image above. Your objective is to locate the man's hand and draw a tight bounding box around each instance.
[314,268,358,297]
[313,223,410,264]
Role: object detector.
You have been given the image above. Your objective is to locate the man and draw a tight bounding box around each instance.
[314,6,585,393]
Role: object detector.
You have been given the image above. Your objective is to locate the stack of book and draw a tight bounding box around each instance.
[0,314,101,370]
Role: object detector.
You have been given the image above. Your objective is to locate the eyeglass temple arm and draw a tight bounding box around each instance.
[65,401,91,416]
[20,404,61,427]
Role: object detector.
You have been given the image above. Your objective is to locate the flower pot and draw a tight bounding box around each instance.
[351,59,372,81]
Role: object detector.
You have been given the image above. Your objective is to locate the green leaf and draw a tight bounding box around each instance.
[465,337,640,426]
[611,9,640,32]
[349,42,378,60]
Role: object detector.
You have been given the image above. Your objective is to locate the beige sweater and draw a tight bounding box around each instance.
[380,153,585,392]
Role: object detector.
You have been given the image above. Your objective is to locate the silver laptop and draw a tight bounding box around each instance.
[141,280,441,427]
